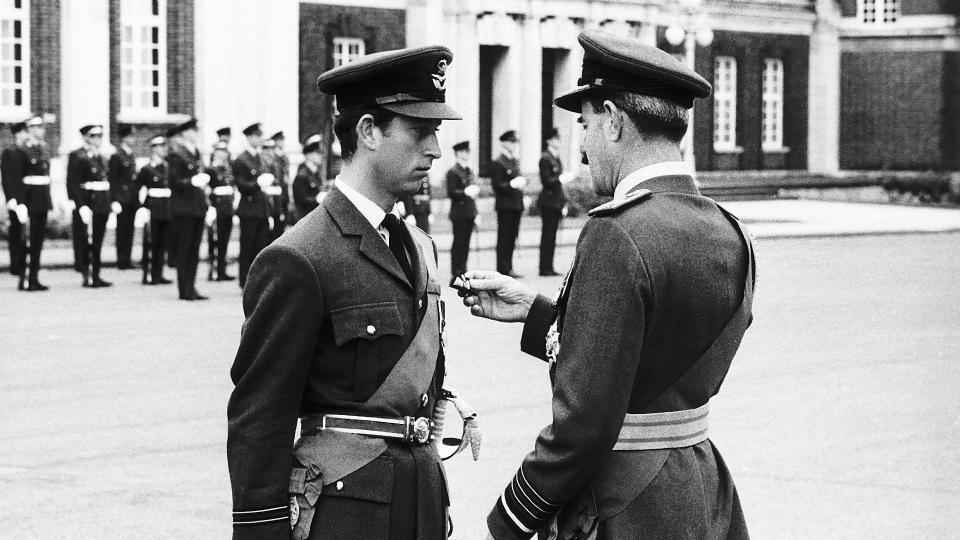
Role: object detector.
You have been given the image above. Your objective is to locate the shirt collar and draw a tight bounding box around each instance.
[335,177,388,231]
[613,161,692,200]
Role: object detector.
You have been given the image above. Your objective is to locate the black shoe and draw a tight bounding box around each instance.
[27,281,49,291]
[539,270,561,277]
[92,278,113,288]
[191,290,210,301]
[216,274,236,282]
[179,294,196,301]
[153,277,173,285]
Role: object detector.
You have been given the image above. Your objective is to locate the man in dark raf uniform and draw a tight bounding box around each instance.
[2,117,53,291]
[536,127,567,277]
[461,30,753,539]
[67,124,113,288]
[137,135,173,285]
[490,129,525,278]
[207,141,236,281]
[166,118,210,301]
[233,122,272,288]
[445,140,478,276]
[399,172,432,233]
[228,45,462,539]
[291,133,325,222]
[109,124,139,270]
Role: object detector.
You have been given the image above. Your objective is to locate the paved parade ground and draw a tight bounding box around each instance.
[2,228,960,538]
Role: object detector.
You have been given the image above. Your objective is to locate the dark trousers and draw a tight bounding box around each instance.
[174,216,204,298]
[6,210,47,280]
[72,211,109,279]
[272,213,286,240]
[214,212,233,277]
[496,210,522,274]
[115,203,137,267]
[7,211,23,275]
[239,217,271,287]
[450,217,474,276]
[539,208,562,273]
[149,218,171,281]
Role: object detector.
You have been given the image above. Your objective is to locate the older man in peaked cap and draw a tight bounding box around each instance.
[228,45,462,539]
[461,30,754,539]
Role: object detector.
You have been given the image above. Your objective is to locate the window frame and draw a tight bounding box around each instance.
[0,0,30,121]
[712,55,738,153]
[857,0,899,25]
[332,37,365,68]
[119,0,167,119]
[761,57,785,153]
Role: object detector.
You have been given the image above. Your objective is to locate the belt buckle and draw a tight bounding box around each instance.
[406,417,431,445]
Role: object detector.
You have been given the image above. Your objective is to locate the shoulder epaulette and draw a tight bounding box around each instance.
[588,188,652,217]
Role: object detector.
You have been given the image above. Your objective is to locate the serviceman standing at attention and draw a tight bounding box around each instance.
[109,124,139,270]
[445,140,478,277]
[228,45,462,539]
[536,127,567,277]
[206,141,236,281]
[461,31,753,539]
[67,124,113,288]
[291,133,324,222]
[233,122,272,288]
[137,135,173,285]
[166,118,210,301]
[490,129,525,278]
[270,131,292,236]
[1,122,31,286]
[2,117,53,291]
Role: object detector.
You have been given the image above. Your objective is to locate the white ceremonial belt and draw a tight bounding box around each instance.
[212,185,235,196]
[612,402,709,451]
[303,413,433,445]
[147,187,172,198]
[262,186,282,196]
[81,181,110,191]
[23,175,51,185]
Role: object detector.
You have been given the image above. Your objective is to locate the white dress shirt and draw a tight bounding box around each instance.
[335,177,397,245]
[613,161,692,201]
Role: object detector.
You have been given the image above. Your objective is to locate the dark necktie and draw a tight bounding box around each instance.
[381,214,414,284]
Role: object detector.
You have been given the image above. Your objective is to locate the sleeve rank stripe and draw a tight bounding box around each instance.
[232,506,288,524]
[518,466,559,510]
[233,516,288,526]
[497,494,535,535]
[510,476,551,516]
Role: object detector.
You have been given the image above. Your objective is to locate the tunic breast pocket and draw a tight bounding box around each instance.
[330,302,405,400]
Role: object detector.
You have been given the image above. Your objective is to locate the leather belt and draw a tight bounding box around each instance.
[81,181,110,191]
[212,185,235,196]
[301,414,435,445]
[612,402,709,451]
[147,187,172,198]
[23,175,50,185]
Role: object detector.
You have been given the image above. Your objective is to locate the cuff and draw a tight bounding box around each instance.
[232,505,288,529]
[520,294,555,361]
[488,465,561,539]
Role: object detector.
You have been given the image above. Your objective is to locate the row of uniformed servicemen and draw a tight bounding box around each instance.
[1,118,329,297]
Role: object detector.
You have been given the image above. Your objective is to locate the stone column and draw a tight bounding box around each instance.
[807,0,841,174]
[60,0,111,152]
[518,14,542,175]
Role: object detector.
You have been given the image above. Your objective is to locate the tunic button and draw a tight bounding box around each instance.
[366,325,376,335]
[336,481,344,491]
[420,393,429,406]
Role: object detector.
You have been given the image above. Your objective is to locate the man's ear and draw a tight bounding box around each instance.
[601,100,623,142]
[357,114,379,152]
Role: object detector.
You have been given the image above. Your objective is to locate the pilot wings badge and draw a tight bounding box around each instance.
[432,59,448,91]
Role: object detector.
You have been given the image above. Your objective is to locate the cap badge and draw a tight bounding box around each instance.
[432,59,448,91]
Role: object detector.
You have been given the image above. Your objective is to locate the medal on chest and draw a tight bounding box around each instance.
[545,265,573,366]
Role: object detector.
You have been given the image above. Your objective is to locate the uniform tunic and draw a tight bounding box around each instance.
[488,168,753,540]
[291,161,324,221]
[228,184,448,539]
[233,149,272,287]
[137,159,172,282]
[2,141,51,280]
[67,147,111,278]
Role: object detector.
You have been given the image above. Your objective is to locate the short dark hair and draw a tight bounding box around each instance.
[587,91,688,143]
[333,107,397,161]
